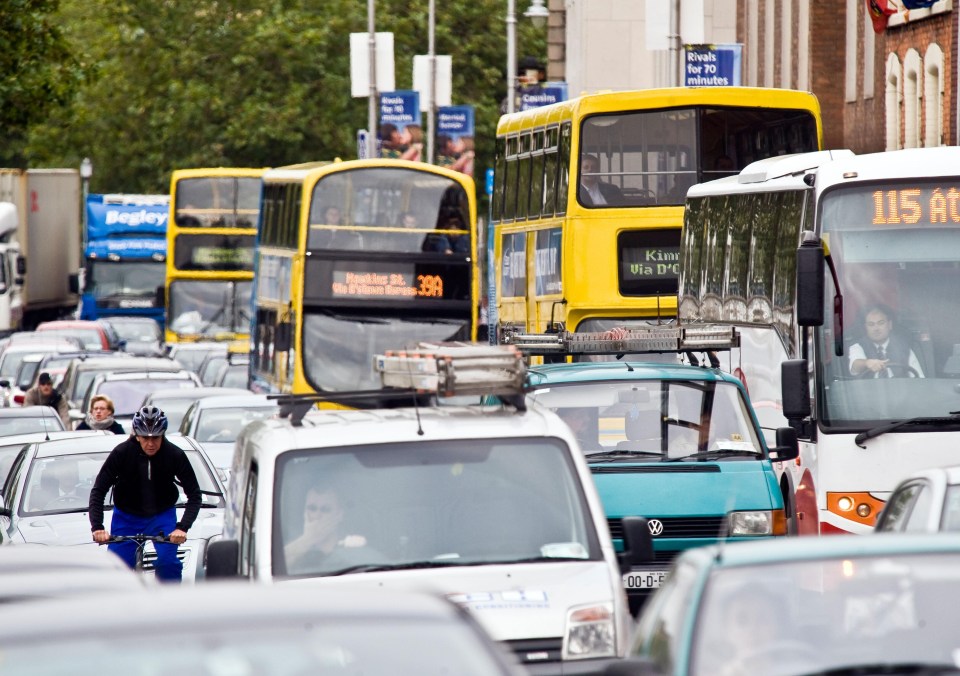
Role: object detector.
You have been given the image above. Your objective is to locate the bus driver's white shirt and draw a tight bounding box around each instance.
[582,182,606,206]
[848,340,924,377]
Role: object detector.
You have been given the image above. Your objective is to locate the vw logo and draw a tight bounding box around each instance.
[647,519,664,536]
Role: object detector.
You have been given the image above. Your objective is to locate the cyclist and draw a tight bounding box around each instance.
[88,406,202,582]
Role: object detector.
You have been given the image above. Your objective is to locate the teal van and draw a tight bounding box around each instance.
[525,360,799,615]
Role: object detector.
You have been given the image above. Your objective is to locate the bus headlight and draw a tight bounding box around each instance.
[563,603,615,660]
[727,510,787,536]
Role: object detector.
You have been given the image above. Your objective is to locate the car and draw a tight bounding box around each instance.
[139,386,250,433]
[875,465,960,533]
[196,350,229,386]
[207,344,651,674]
[0,406,65,437]
[0,584,525,675]
[58,354,182,414]
[10,349,116,405]
[99,316,164,357]
[0,339,85,400]
[0,543,149,602]
[165,341,227,375]
[0,433,225,582]
[622,534,960,676]
[79,369,201,431]
[177,393,278,469]
[516,327,798,614]
[0,431,108,490]
[35,319,116,351]
[211,359,249,389]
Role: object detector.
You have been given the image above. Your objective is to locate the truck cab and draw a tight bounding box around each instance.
[0,202,23,335]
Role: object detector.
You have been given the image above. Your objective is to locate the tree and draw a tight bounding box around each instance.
[23,0,545,194]
[0,0,82,165]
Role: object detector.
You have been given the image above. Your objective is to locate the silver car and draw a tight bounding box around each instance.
[0,434,224,582]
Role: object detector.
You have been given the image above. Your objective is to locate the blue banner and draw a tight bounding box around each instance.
[379,91,423,160]
[683,44,742,87]
[86,195,169,241]
[520,82,568,111]
[436,105,475,177]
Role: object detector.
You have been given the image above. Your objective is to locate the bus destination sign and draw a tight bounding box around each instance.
[304,258,471,305]
[618,229,682,296]
[331,271,444,299]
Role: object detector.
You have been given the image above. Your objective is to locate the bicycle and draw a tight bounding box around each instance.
[99,533,174,573]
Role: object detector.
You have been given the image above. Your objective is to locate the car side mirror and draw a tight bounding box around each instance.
[274,321,292,353]
[205,538,240,578]
[69,272,81,295]
[69,409,84,422]
[768,426,799,462]
[617,516,654,574]
[155,285,165,308]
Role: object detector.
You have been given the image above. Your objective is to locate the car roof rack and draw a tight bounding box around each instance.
[501,324,740,358]
[272,343,528,426]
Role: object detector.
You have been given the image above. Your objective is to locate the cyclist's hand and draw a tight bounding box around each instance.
[92,529,111,543]
[169,529,187,545]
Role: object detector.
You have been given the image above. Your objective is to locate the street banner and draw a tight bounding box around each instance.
[683,44,742,86]
[379,91,423,161]
[435,105,475,177]
[519,81,568,111]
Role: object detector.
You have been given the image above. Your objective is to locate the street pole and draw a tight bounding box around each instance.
[506,0,516,114]
[427,0,436,164]
[367,0,378,158]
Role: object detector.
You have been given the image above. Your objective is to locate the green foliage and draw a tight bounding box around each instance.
[22,0,546,195]
[0,0,83,165]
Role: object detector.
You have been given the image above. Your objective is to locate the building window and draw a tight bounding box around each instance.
[885,53,902,151]
[903,49,921,149]
[923,44,944,147]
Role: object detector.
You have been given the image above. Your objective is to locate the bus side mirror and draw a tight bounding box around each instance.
[617,516,654,574]
[69,273,80,295]
[155,285,165,307]
[205,538,240,578]
[275,321,292,353]
[781,359,811,421]
[796,235,824,327]
[769,426,799,462]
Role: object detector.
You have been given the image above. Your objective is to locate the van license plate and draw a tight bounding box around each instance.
[622,571,666,589]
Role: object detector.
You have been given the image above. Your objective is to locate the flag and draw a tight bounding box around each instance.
[900,0,937,8]
[866,0,896,33]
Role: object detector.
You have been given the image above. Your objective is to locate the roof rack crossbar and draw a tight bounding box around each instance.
[502,325,740,357]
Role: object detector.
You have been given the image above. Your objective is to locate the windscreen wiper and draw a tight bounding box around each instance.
[584,449,663,463]
[326,560,468,575]
[855,412,960,448]
[663,449,762,462]
[804,663,960,675]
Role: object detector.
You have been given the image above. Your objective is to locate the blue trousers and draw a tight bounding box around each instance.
[109,507,183,582]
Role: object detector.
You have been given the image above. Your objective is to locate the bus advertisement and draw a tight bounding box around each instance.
[249,159,477,402]
[491,87,822,342]
[165,168,266,344]
[681,147,960,535]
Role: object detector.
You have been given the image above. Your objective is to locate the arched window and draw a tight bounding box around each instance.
[923,44,944,147]
[903,49,921,149]
[885,54,902,151]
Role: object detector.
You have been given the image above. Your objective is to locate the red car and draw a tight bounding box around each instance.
[34,320,116,351]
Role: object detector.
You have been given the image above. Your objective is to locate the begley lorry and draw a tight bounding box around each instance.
[0,169,81,331]
[76,193,168,328]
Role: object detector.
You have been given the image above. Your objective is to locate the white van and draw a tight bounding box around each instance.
[207,345,651,674]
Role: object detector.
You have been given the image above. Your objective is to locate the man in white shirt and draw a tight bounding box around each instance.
[848,304,924,378]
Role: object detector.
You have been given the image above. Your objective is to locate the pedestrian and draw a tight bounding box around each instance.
[88,406,202,582]
[22,372,70,429]
[76,394,125,434]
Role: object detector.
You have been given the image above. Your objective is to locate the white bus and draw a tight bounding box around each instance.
[681,147,960,535]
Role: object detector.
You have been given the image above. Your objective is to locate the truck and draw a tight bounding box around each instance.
[0,202,24,335]
[76,193,168,328]
[0,169,82,331]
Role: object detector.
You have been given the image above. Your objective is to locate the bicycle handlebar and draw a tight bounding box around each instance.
[100,533,172,545]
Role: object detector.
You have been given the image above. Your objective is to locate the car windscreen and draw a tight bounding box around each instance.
[20,449,221,516]
[273,437,601,577]
[193,406,275,443]
[0,413,64,437]
[96,379,198,417]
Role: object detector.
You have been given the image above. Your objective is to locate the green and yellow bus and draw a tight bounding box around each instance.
[491,87,822,339]
[249,159,477,399]
[165,168,266,345]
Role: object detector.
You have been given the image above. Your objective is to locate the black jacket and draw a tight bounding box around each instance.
[88,436,201,533]
[76,420,125,434]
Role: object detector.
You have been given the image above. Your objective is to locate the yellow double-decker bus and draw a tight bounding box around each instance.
[249,159,477,399]
[165,168,266,344]
[492,87,822,339]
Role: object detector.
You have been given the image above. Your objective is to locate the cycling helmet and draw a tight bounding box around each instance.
[132,405,169,437]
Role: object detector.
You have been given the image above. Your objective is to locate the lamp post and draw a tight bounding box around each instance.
[506,0,550,115]
[79,157,92,249]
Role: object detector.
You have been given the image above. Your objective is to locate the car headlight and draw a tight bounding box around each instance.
[727,509,787,536]
[563,603,615,660]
